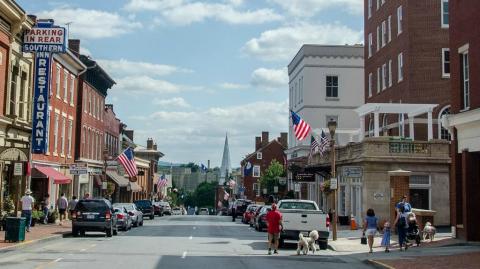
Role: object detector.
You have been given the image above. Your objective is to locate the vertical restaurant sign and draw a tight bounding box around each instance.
[31,52,51,153]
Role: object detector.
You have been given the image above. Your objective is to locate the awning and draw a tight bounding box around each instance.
[33,167,71,184]
[129,182,142,192]
[106,171,129,187]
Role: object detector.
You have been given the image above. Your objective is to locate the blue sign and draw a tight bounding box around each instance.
[31,52,51,153]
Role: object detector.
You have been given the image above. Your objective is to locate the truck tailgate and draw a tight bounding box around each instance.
[281,210,327,233]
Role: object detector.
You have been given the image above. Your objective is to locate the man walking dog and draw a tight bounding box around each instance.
[266,203,283,255]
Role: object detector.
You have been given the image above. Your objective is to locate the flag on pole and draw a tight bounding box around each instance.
[243,161,252,176]
[310,135,319,156]
[200,163,208,173]
[318,130,330,156]
[157,174,168,191]
[223,190,230,200]
[291,110,311,141]
[117,147,138,178]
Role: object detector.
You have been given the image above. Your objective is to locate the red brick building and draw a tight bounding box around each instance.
[31,50,86,205]
[69,40,115,198]
[444,0,480,241]
[364,0,451,140]
[104,104,120,158]
[240,132,287,201]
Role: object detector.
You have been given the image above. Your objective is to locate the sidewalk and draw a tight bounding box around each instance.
[0,220,71,252]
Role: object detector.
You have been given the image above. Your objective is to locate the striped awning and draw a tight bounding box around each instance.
[106,171,129,187]
[129,181,142,192]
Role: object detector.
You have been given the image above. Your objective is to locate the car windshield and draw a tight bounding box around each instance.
[113,208,123,213]
[76,200,109,212]
[134,200,151,207]
[278,202,317,210]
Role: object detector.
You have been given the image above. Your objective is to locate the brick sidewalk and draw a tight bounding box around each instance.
[371,251,480,269]
[0,221,71,251]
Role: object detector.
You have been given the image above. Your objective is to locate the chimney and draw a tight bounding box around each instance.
[124,130,134,141]
[261,131,269,147]
[278,132,288,148]
[147,138,154,149]
[255,137,261,151]
[153,143,157,151]
[68,39,80,56]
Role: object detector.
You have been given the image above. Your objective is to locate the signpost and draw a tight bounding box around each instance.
[69,163,87,175]
[13,163,23,176]
[330,177,338,190]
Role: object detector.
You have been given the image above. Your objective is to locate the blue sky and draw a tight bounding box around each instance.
[18,0,364,167]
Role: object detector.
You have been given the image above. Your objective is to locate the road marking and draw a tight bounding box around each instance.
[80,249,86,252]
[34,258,63,269]
[181,251,187,259]
[189,235,193,240]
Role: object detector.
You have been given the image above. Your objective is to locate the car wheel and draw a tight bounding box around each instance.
[113,227,118,236]
[72,227,79,237]
[140,220,144,226]
[80,230,85,237]
[106,226,113,237]
[279,238,285,248]
[150,214,154,220]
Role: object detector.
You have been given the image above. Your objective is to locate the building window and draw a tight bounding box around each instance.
[376,0,380,10]
[442,48,450,78]
[368,33,372,58]
[388,15,392,43]
[381,21,386,47]
[398,52,404,82]
[63,71,68,102]
[462,52,470,110]
[61,116,66,155]
[368,118,374,137]
[69,75,74,105]
[326,76,338,98]
[53,113,59,154]
[93,95,96,118]
[368,73,372,97]
[56,66,60,98]
[368,0,372,18]
[257,152,262,160]
[438,106,451,140]
[441,0,449,28]
[253,183,260,197]
[382,64,387,90]
[67,119,73,157]
[398,113,405,137]
[294,83,297,107]
[82,127,86,157]
[409,175,431,210]
[19,71,27,119]
[377,67,381,93]
[397,5,403,35]
[84,90,87,112]
[376,26,380,51]
[253,165,260,177]
[388,59,392,87]
[88,92,92,115]
[8,65,18,116]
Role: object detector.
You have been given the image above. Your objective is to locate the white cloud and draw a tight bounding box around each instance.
[219,82,248,90]
[124,0,282,25]
[152,97,190,108]
[80,46,92,56]
[251,67,288,90]
[131,100,288,166]
[114,75,195,94]
[243,22,363,61]
[36,8,142,39]
[269,0,363,17]
[97,59,191,78]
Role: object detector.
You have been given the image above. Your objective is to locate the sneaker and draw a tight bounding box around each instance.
[274,250,278,254]
[385,249,390,253]
[26,229,30,232]
[268,249,272,255]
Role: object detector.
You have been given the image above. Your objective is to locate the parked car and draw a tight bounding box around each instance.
[158,201,172,215]
[234,199,252,217]
[152,202,163,216]
[277,199,330,249]
[72,198,118,237]
[134,200,155,220]
[114,206,132,231]
[250,205,264,227]
[199,208,209,215]
[255,205,271,231]
[242,204,258,224]
[113,203,143,227]
[171,207,182,215]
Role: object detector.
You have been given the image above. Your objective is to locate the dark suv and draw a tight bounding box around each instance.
[72,199,118,237]
[134,200,155,220]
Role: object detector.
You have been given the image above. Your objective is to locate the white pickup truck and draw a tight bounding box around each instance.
[277,199,330,250]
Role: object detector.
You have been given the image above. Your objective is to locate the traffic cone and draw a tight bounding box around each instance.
[350,214,357,230]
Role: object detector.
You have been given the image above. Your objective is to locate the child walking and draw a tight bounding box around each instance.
[381,221,391,252]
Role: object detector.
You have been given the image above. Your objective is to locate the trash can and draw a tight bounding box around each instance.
[4,217,26,242]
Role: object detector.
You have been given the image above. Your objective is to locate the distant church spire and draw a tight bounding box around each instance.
[219,133,231,185]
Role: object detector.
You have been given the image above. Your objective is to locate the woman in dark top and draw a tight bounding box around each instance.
[363,208,378,253]
[394,204,409,251]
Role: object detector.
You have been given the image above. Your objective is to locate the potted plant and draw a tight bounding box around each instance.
[48,210,59,224]
[1,196,15,230]
[31,210,44,227]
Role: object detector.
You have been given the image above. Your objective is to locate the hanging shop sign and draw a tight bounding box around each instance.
[23,21,66,53]
[13,162,23,176]
[294,173,315,182]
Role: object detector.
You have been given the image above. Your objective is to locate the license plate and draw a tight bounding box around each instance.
[86,215,95,219]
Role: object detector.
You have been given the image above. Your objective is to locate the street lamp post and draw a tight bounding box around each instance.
[328,119,337,241]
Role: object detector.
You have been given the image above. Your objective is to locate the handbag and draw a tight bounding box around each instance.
[361,232,367,245]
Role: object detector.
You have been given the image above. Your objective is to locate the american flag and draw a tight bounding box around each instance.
[117,147,138,178]
[223,190,230,200]
[318,130,330,156]
[310,135,319,156]
[291,110,311,141]
[157,174,168,190]
[228,179,236,188]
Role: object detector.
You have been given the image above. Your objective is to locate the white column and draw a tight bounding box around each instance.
[374,112,380,137]
[359,116,365,141]
[409,115,415,140]
[427,110,433,140]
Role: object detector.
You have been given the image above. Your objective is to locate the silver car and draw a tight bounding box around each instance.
[113,203,143,227]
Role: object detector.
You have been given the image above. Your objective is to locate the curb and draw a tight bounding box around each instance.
[327,244,336,251]
[363,259,396,269]
[0,232,70,254]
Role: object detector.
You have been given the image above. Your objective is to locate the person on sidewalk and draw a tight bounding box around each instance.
[396,195,412,213]
[395,204,409,251]
[21,190,35,232]
[42,194,50,224]
[57,193,68,225]
[68,196,78,217]
[266,203,283,255]
[83,193,90,200]
[231,199,237,222]
[362,208,378,253]
[381,221,391,252]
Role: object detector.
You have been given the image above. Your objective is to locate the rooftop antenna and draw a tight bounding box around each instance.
[65,21,73,39]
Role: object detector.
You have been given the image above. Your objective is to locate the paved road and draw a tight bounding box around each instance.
[0,215,371,269]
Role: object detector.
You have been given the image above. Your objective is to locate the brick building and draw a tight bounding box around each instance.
[69,39,116,198]
[364,0,451,140]
[444,0,480,241]
[31,50,86,206]
[135,138,164,200]
[240,132,287,201]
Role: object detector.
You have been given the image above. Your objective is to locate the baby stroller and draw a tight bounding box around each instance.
[406,213,421,246]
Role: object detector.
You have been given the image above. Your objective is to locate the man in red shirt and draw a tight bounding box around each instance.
[266,203,283,255]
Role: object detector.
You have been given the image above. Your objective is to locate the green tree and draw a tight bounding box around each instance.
[259,160,285,195]
[194,181,217,207]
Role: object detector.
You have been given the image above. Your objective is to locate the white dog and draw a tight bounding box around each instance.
[296,233,309,255]
[307,230,319,254]
[423,222,436,242]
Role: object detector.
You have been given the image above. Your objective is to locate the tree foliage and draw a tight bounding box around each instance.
[259,160,285,194]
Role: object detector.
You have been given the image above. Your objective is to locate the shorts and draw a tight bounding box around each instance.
[366,228,377,236]
[268,233,280,243]
[59,209,66,215]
